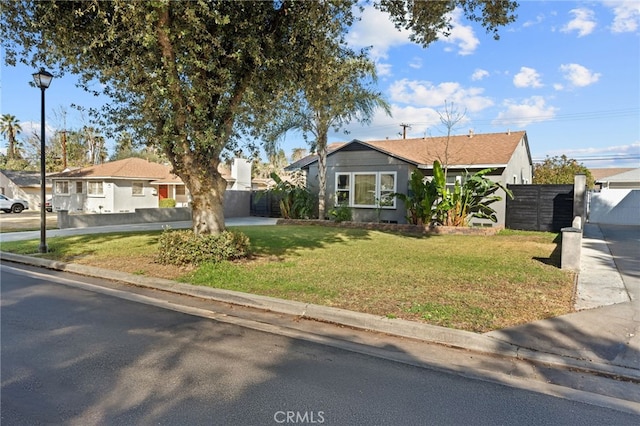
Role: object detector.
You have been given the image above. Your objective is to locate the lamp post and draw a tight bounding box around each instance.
[32,68,54,254]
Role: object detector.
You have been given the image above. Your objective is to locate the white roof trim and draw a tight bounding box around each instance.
[417,163,506,170]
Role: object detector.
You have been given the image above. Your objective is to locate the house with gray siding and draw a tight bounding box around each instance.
[291,130,533,227]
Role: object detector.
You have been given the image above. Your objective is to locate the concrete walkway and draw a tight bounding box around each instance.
[1,218,639,383]
[0,216,279,243]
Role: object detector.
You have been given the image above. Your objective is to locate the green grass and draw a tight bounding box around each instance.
[0,225,574,332]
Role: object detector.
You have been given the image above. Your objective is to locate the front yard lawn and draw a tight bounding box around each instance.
[0,225,574,332]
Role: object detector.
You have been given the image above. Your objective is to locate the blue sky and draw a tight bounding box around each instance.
[1,1,639,168]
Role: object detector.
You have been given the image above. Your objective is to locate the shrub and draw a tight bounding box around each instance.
[159,198,177,208]
[329,204,352,223]
[156,228,250,266]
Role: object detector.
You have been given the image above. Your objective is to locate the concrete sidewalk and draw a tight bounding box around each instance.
[0,216,279,243]
[485,223,639,374]
[1,218,639,383]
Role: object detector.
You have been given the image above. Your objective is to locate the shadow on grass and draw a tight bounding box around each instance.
[3,231,163,262]
[232,225,393,259]
[533,233,562,268]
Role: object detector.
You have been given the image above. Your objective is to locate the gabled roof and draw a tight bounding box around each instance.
[594,168,640,183]
[285,143,346,171]
[589,168,636,182]
[52,158,176,180]
[291,131,529,169]
[0,170,43,187]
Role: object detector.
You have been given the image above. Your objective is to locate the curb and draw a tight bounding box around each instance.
[2,251,639,383]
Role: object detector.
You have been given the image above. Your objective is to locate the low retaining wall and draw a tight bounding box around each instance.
[276,219,501,236]
[58,207,193,229]
[57,191,252,228]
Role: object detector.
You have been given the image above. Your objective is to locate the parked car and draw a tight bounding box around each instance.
[0,194,29,213]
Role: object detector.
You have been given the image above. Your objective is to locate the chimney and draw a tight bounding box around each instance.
[468,129,474,138]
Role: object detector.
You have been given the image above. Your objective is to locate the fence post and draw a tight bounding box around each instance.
[573,174,587,224]
[561,225,582,271]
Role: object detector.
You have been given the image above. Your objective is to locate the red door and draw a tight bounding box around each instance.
[158,185,168,200]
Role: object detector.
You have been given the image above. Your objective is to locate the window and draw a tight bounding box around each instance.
[335,173,350,205]
[176,185,186,196]
[55,181,70,195]
[87,181,104,196]
[335,172,396,208]
[75,181,83,193]
[354,173,376,206]
[445,175,462,192]
[379,173,396,207]
[132,181,144,196]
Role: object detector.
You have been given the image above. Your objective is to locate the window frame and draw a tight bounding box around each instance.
[55,180,70,195]
[132,181,144,196]
[335,173,351,206]
[87,181,104,197]
[75,181,84,194]
[335,171,397,209]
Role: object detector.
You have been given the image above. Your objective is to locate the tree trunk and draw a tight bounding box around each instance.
[181,167,228,235]
[316,124,329,220]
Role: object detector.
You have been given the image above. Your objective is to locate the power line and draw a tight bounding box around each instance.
[532,154,640,163]
[358,107,640,132]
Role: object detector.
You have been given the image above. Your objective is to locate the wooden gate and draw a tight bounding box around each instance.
[505,184,574,232]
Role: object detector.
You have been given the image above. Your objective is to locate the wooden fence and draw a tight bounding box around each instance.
[505,184,574,232]
[250,191,282,217]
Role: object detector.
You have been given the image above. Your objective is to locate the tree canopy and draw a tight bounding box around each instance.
[533,155,595,188]
[1,0,518,234]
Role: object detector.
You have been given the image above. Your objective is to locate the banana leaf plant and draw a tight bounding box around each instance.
[392,170,438,225]
[432,160,513,226]
[395,161,513,227]
[258,172,315,219]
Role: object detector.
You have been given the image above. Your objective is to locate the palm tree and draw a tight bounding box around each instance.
[0,114,22,160]
[265,48,391,219]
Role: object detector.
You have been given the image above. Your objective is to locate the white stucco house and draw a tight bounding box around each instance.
[50,157,252,213]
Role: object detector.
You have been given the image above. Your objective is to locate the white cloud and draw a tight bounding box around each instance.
[513,67,543,88]
[332,105,443,142]
[492,96,558,127]
[471,68,489,81]
[522,14,545,28]
[408,57,422,69]
[559,63,601,88]
[604,0,640,33]
[554,142,640,156]
[544,142,640,167]
[376,62,393,78]
[347,6,413,61]
[388,79,493,112]
[438,9,480,55]
[561,8,597,37]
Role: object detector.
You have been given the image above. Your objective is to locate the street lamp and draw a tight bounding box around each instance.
[32,68,54,254]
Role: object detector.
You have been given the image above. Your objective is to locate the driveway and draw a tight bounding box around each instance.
[599,224,640,301]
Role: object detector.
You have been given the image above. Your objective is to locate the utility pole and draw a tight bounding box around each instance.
[400,123,411,139]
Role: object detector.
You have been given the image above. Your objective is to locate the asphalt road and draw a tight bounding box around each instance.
[2,263,638,425]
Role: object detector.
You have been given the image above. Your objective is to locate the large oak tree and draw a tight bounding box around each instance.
[1,0,518,234]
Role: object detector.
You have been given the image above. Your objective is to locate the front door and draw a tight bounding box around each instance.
[158,185,169,200]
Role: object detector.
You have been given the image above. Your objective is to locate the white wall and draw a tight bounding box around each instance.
[588,189,640,225]
[231,158,252,191]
